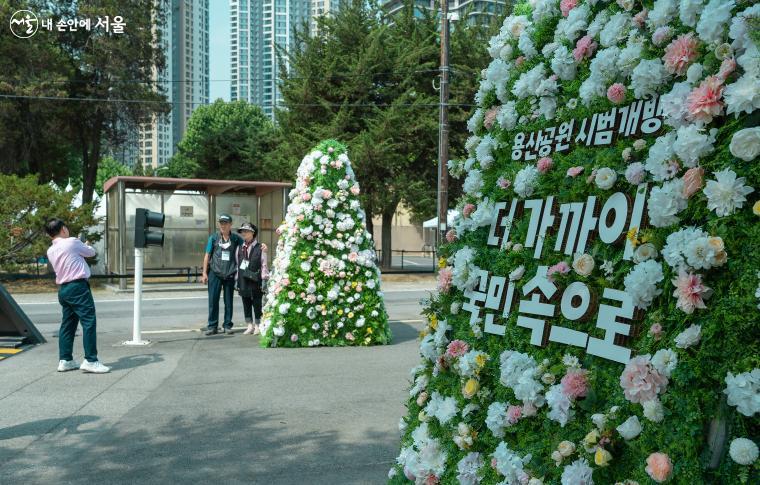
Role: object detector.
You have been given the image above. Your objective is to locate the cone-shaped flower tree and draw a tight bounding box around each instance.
[260,140,391,347]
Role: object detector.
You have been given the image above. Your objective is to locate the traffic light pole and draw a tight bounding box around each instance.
[124,247,150,346]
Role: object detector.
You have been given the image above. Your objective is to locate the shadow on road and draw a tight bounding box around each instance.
[107,353,164,371]
[388,321,420,346]
[3,410,395,484]
[0,415,99,441]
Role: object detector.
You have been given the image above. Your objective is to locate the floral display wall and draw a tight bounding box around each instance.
[260,140,391,347]
[391,0,759,483]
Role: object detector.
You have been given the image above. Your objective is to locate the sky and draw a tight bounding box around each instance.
[209,1,231,102]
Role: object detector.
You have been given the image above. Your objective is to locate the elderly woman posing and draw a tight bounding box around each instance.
[236,222,269,335]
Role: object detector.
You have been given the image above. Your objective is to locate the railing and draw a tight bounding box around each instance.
[374,249,438,273]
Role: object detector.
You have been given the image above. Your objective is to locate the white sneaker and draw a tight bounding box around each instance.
[57,359,80,372]
[80,360,111,374]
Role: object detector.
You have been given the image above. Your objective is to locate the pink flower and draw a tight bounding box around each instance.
[567,166,584,177]
[652,26,673,46]
[437,267,453,293]
[560,0,577,17]
[404,467,416,481]
[537,157,554,173]
[302,193,312,201]
[350,185,360,195]
[483,106,500,130]
[561,368,590,400]
[416,391,428,406]
[422,474,439,485]
[522,402,537,417]
[649,323,663,340]
[446,339,469,359]
[345,332,355,341]
[348,251,358,262]
[619,355,669,403]
[672,271,712,314]
[515,56,526,67]
[718,57,736,81]
[607,83,627,104]
[687,76,724,123]
[321,189,332,199]
[646,452,673,483]
[633,9,648,28]
[586,168,598,184]
[463,203,476,218]
[497,176,512,189]
[290,334,299,342]
[547,261,571,281]
[573,35,597,62]
[681,167,704,198]
[663,33,700,76]
[445,229,457,242]
[506,405,522,424]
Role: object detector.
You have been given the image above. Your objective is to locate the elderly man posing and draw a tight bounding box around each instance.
[201,214,243,335]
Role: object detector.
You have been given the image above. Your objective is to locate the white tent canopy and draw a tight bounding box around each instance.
[422,210,459,229]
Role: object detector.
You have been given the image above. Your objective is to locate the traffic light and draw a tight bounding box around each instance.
[134,208,165,248]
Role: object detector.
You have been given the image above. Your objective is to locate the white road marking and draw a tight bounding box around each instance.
[401,259,421,266]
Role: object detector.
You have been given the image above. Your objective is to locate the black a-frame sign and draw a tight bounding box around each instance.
[0,283,46,345]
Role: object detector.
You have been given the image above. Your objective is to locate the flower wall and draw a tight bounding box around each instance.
[260,140,391,347]
[392,1,759,483]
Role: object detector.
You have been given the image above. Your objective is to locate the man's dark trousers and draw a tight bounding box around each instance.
[208,271,235,330]
[58,279,98,362]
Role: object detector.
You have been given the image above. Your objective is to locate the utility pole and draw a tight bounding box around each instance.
[436,0,451,248]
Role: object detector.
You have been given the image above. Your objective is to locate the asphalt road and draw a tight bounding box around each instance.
[1,284,431,485]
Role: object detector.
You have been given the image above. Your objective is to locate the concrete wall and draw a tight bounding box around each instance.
[369,205,428,252]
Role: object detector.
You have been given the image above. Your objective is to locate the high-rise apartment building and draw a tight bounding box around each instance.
[310,0,341,33]
[230,0,311,119]
[131,0,209,170]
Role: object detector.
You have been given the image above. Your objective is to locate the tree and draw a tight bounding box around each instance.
[95,156,132,195]
[169,99,280,180]
[275,1,443,267]
[0,174,99,270]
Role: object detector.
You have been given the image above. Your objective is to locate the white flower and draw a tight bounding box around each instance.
[660,82,693,128]
[616,415,642,440]
[563,354,581,368]
[686,63,703,84]
[547,384,573,427]
[601,260,615,275]
[424,391,459,424]
[551,45,577,81]
[452,246,482,292]
[696,0,735,45]
[457,349,489,377]
[486,401,509,438]
[617,42,644,78]
[456,452,484,485]
[500,350,545,407]
[513,64,547,99]
[518,30,538,58]
[485,59,512,102]
[560,4,591,42]
[561,458,594,485]
[539,96,558,120]
[724,369,760,417]
[679,0,704,28]
[645,132,678,181]
[450,301,461,315]
[624,260,664,309]
[463,168,484,196]
[674,324,702,349]
[587,10,610,38]
[514,165,540,198]
[631,58,669,99]
[648,0,678,28]
[703,169,755,217]
[467,108,484,134]
[729,4,760,53]
[730,127,760,161]
[572,253,595,276]
[475,134,498,169]
[662,227,708,270]
[595,167,617,189]
[643,399,665,422]
[673,125,716,167]
[730,438,759,465]
[492,442,531,483]
[648,179,688,228]
[509,265,526,281]
[651,348,678,377]
[591,413,607,430]
[633,243,658,264]
[533,0,560,22]
[600,12,631,47]
[725,74,760,117]
[497,101,519,131]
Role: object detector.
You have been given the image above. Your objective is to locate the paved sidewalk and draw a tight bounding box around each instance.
[0,320,423,484]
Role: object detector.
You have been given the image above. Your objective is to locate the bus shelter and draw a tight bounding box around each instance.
[103,176,290,288]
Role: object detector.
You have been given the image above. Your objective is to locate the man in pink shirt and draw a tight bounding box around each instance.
[45,218,110,374]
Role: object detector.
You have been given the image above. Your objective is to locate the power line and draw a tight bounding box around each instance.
[0,93,477,108]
